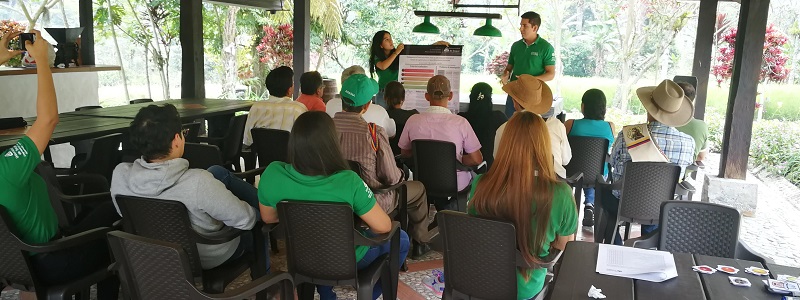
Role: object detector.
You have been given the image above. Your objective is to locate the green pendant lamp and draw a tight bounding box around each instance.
[473,18,502,37]
[413,16,440,34]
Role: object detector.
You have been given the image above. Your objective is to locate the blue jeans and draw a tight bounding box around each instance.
[207,165,270,273]
[584,187,595,206]
[316,230,411,300]
[505,95,515,118]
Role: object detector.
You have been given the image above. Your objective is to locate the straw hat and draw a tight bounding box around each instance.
[636,79,695,127]
[502,74,553,114]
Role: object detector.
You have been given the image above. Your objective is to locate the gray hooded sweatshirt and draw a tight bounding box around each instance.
[110,158,257,269]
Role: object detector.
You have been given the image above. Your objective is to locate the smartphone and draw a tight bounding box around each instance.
[18,33,35,51]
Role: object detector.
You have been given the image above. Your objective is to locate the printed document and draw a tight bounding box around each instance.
[596,244,678,282]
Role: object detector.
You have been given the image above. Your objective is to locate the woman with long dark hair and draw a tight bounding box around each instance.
[257,111,410,300]
[460,82,508,168]
[564,88,615,227]
[368,31,448,107]
[468,111,577,299]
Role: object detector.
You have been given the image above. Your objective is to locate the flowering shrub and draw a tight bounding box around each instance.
[256,24,293,70]
[0,20,26,67]
[485,51,508,77]
[712,24,790,86]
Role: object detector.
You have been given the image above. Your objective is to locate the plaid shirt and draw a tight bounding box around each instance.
[610,121,695,198]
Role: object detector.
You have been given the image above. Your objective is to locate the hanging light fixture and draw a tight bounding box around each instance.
[473,18,502,37]
[413,16,441,34]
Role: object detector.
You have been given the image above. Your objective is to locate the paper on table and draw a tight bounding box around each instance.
[596,244,678,282]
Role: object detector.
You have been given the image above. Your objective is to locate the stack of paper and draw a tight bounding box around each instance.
[595,244,678,282]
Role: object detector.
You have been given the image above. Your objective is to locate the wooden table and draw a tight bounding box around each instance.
[549,241,796,300]
[0,99,253,151]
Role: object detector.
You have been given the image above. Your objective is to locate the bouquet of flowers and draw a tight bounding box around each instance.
[0,20,26,67]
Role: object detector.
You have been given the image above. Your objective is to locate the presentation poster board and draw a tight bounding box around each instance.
[398,45,463,113]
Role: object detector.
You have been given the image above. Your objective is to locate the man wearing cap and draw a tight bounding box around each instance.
[243,66,307,146]
[398,75,483,209]
[501,11,556,118]
[605,79,695,242]
[495,74,571,179]
[334,74,434,259]
[327,65,397,137]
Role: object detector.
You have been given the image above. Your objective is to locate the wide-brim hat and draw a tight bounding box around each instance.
[636,79,694,127]
[502,74,553,114]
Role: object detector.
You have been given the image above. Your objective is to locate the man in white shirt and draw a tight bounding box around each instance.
[327,65,397,137]
[494,74,571,178]
[243,66,307,146]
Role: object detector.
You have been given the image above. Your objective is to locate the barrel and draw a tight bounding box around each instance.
[322,78,338,103]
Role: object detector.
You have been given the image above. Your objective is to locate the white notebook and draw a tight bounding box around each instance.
[596,244,678,282]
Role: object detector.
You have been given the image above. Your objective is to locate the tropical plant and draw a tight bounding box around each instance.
[0,19,26,67]
[486,51,509,77]
[712,24,791,86]
[256,23,294,70]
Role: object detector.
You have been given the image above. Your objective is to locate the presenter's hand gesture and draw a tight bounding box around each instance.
[395,43,405,53]
[501,71,510,85]
[433,40,451,47]
[0,31,23,65]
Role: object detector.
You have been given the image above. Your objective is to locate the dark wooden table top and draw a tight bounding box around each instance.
[66,98,254,121]
[0,115,133,150]
[550,241,794,300]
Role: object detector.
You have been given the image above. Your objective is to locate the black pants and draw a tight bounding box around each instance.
[30,202,121,299]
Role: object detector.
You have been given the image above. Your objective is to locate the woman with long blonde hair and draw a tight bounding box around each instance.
[467,111,578,299]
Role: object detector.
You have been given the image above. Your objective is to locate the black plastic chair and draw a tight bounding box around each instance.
[35,162,113,230]
[595,162,681,244]
[183,122,202,143]
[250,128,290,168]
[565,137,609,204]
[130,98,154,104]
[348,160,409,232]
[64,133,122,181]
[632,201,773,264]
[276,201,400,300]
[197,115,248,172]
[0,206,114,300]
[107,231,294,300]
[438,211,559,300]
[182,143,264,182]
[411,139,485,212]
[114,195,267,293]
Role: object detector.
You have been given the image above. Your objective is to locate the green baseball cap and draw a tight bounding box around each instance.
[340,74,379,107]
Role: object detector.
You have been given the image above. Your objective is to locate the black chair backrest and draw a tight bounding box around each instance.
[276,201,359,282]
[75,105,103,111]
[412,139,459,197]
[0,207,36,289]
[182,143,224,170]
[618,162,681,225]
[130,99,154,104]
[438,211,519,300]
[565,136,609,187]
[658,201,740,258]
[182,122,202,143]
[77,133,123,180]
[250,128,290,167]
[114,195,206,276]
[347,160,364,177]
[35,162,74,228]
[221,115,248,163]
[107,231,198,300]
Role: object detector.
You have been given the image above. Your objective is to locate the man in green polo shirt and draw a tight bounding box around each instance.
[501,11,556,117]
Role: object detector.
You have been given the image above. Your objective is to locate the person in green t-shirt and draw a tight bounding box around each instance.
[258,110,410,300]
[467,111,577,300]
[0,30,120,299]
[501,11,557,118]
[368,30,449,108]
[674,82,709,163]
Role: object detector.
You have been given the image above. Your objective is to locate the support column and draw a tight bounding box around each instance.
[691,0,718,120]
[719,0,770,179]
[293,0,310,96]
[78,0,95,65]
[181,0,205,99]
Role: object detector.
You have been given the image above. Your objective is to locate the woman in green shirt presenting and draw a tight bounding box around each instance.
[368,30,449,108]
[257,111,409,300]
[467,111,577,300]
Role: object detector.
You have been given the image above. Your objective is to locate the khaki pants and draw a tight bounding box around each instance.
[405,181,431,243]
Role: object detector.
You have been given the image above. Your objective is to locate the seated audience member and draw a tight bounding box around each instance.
[604,79,695,243]
[243,66,307,146]
[385,81,418,155]
[334,74,433,259]
[460,82,508,168]
[257,111,409,300]
[296,71,327,112]
[674,81,708,164]
[327,65,397,137]
[564,89,615,227]
[0,30,120,299]
[468,111,577,299]
[495,74,571,178]
[398,75,483,207]
[111,104,262,271]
